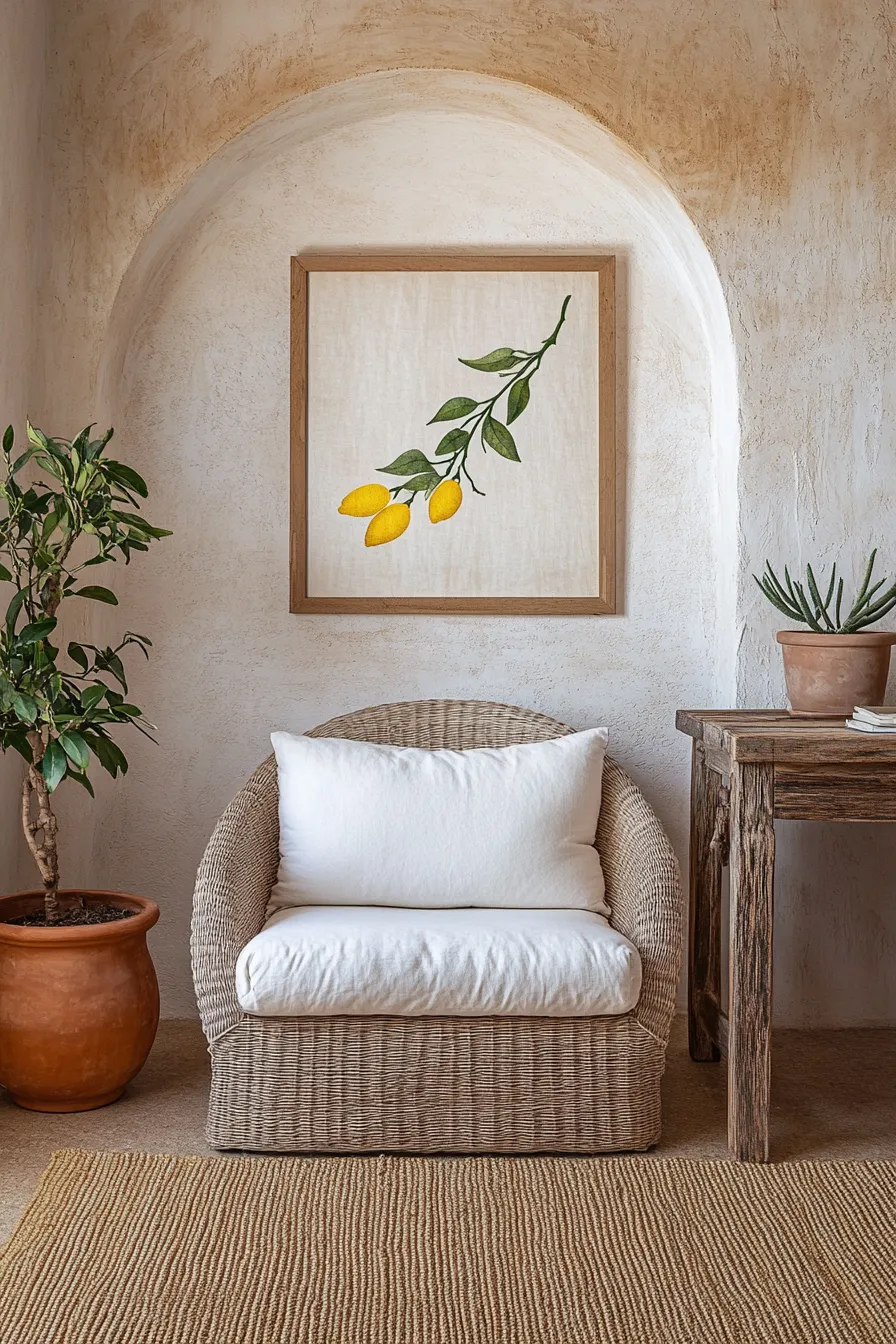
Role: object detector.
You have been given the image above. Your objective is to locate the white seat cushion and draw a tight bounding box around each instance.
[269,727,610,915]
[235,906,641,1018]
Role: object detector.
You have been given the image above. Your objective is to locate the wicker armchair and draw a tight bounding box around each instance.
[191,700,682,1152]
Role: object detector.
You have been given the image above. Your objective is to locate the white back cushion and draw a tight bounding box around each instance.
[269,727,609,913]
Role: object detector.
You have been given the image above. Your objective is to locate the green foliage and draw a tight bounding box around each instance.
[0,422,171,801]
[434,428,470,457]
[428,397,479,423]
[482,416,519,462]
[457,347,522,373]
[378,450,434,477]
[754,551,896,633]
[379,294,571,502]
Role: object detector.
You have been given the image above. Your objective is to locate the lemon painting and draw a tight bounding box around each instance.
[298,259,612,612]
[338,296,571,548]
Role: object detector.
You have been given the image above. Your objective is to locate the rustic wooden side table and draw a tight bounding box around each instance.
[676,709,896,1162]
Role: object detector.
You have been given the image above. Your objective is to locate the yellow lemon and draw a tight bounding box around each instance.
[429,478,462,523]
[338,483,391,517]
[365,502,411,547]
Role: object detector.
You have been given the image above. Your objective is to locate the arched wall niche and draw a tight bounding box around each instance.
[98,71,740,684]
[88,70,739,1015]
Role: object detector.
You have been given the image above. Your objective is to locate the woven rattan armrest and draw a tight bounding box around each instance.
[191,756,278,1043]
[597,758,683,1042]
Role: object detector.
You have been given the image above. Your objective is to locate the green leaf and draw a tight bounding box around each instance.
[427,397,478,424]
[5,588,28,632]
[71,426,92,455]
[81,684,107,710]
[26,422,48,449]
[112,511,172,538]
[122,632,151,659]
[482,416,520,462]
[82,428,112,462]
[10,449,34,475]
[0,563,11,582]
[434,428,470,457]
[67,642,89,671]
[67,770,95,798]
[12,692,38,723]
[106,740,128,774]
[58,730,90,770]
[506,376,531,425]
[73,585,118,605]
[458,347,522,373]
[5,731,33,764]
[2,425,13,454]
[42,740,67,792]
[105,461,148,497]
[17,617,58,644]
[101,654,127,690]
[87,734,128,777]
[399,473,440,493]
[40,509,59,539]
[377,450,433,477]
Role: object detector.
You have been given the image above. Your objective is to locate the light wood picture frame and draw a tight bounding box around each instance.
[290,253,617,615]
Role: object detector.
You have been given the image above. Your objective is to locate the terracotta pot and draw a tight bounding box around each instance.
[777,630,896,717]
[0,890,159,1112]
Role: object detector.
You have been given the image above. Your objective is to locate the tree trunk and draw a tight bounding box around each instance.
[21,733,61,924]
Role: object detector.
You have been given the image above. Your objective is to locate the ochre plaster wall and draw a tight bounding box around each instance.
[0,0,49,893]
[36,1,896,1025]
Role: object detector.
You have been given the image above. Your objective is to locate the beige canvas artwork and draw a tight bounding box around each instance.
[291,255,616,614]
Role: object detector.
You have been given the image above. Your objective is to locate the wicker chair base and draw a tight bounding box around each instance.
[207,1013,666,1153]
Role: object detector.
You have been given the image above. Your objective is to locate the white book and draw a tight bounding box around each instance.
[853,706,896,725]
[845,717,896,733]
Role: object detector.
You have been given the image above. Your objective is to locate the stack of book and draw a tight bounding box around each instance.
[845,706,896,734]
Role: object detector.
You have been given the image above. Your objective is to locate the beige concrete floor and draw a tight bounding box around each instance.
[1,1017,894,1244]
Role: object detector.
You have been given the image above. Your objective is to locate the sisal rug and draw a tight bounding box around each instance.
[1,1150,894,1343]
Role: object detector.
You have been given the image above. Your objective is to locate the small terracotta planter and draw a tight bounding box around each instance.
[0,890,159,1112]
[777,630,896,717]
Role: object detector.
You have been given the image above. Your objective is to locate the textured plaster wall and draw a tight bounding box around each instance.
[91,80,729,1017]
[0,1,49,894]
[35,1,896,1025]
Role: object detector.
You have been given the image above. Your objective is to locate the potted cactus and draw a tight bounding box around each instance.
[754,551,896,716]
[0,422,170,1110]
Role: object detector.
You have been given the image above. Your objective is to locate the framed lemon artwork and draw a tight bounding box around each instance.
[290,253,616,614]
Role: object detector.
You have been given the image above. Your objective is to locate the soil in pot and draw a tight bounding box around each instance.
[6,902,136,927]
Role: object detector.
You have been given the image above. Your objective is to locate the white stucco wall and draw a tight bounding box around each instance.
[0,1,48,894]
[87,78,734,1018]
[27,0,896,1027]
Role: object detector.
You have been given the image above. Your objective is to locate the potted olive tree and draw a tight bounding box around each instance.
[755,551,896,716]
[0,422,170,1111]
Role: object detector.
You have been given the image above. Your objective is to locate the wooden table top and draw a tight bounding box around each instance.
[676,709,896,764]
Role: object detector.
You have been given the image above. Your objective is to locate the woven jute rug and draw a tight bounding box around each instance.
[1,1150,894,1343]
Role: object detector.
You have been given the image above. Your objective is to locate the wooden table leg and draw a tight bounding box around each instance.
[688,742,724,1061]
[727,760,775,1162]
